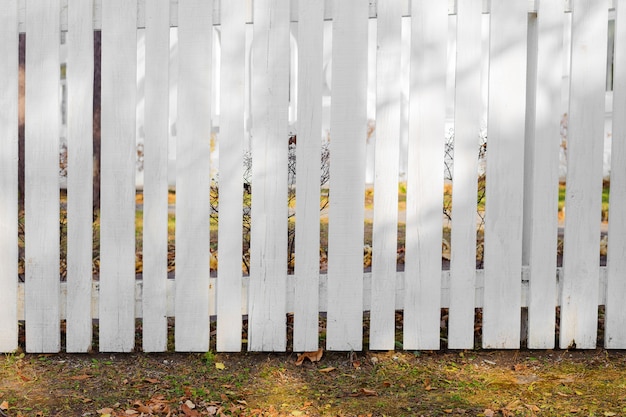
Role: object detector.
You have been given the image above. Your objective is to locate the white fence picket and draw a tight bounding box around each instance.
[326,0,368,351]
[216,0,246,352]
[248,0,290,352]
[142,0,170,353]
[66,0,94,353]
[24,0,61,353]
[560,0,608,350]
[524,1,563,349]
[0,0,19,353]
[175,0,212,352]
[606,0,626,348]
[447,0,483,349]
[482,0,527,349]
[293,0,324,352]
[370,0,402,351]
[99,0,137,352]
[403,0,447,351]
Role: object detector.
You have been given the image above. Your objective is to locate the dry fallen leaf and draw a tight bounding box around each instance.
[423,378,435,391]
[319,367,336,373]
[143,378,159,384]
[133,401,151,414]
[360,388,378,397]
[0,402,8,411]
[70,374,91,381]
[96,408,113,415]
[513,363,527,372]
[484,409,495,417]
[295,348,324,366]
[181,402,200,417]
[215,362,226,370]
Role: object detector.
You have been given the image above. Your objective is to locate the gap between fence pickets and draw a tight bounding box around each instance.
[15,266,609,321]
[17,0,588,33]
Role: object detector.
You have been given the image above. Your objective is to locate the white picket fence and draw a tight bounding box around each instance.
[0,0,625,353]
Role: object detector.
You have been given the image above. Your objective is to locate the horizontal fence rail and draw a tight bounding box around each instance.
[0,0,624,353]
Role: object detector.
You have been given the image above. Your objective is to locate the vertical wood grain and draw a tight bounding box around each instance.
[216,0,246,352]
[605,0,626,348]
[24,0,61,353]
[66,0,94,352]
[326,0,368,351]
[293,0,324,352]
[403,0,447,351]
[560,0,607,349]
[175,0,212,352]
[248,0,290,352]
[524,0,562,349]
[99,0,137,352]
[0,0,19,353]
[142,0,170,352]
[447,0,482,349]
[482,0,528,349]
[369,0,402,351]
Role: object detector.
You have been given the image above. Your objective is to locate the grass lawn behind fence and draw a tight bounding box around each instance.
[20,181,610,279]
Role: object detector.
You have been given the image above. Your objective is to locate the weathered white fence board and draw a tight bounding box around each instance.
[447,0,483,350]
[24,0,61,353]
[216,0,246,353]
[99,0,138,353]
[248,0,290,352]
[369,0,402,351]
[524,0,563,350]
[66,0,94,353]
[326,0,368,352]
[482,0,527,349]
[0,0,19,353]
[560,0,608,350]
[293,0,324,352]
[175,0,213,352]
[606,0,626,349]
[403,0,447,351]
[142,0,170,353]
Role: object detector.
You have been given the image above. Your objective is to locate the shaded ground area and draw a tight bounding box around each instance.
[2,348,626,417]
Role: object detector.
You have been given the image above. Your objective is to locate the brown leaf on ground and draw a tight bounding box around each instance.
[181,402,199,417]
[360,388,378,397]
[70,374,91,381]
[132,401,151,414]
[295,348,324,366]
